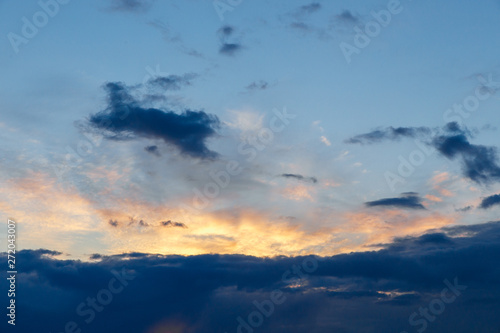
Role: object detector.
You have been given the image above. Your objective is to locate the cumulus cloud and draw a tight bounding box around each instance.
[431,123,500,185]
[87,82,220,159]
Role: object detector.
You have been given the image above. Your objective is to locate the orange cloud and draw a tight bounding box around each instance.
[282,185,314,201]
[425,194,443,202]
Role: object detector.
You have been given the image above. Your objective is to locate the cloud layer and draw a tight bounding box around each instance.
[3,221,500,332]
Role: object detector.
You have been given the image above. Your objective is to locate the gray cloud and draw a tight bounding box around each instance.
[218,25,243,56]
[281,173,318,184]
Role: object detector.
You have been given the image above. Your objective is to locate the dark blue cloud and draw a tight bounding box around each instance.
[2,221,500,332]
[348,122,500,185]
[88,82,220,159]
[479,193,500,209]
[365,192,425,210]
[432,126,500,184]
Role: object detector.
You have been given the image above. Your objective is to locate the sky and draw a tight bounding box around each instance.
[1,0,500,332]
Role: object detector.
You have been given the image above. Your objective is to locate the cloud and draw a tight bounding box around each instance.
[335,10,359,24]
[148,20,204,58]
[218,25,243,56]
[320,135,331,146]
[147,73,197,91]
[431,123,500,185]
[219,43,242,56]
[246,80,268,91]
[290,21,312,32]
[107,0,154,12]
[3,221,500,332]
[87,82,220,159]
[345,126,432,144]
[479,193,500,209]
[348,122,500,185]
[298,2,321,15]
[161,220,188,228]
[281,173,318,184]
[456,205,473,212]
[365,192,426,210]
[144,145,160,156]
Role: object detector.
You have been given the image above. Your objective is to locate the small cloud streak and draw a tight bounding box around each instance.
[365,193,426,210]
[281,173,318,184]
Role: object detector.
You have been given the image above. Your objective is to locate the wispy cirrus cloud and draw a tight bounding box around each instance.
[345,126,432,144]
[147,73,198,91]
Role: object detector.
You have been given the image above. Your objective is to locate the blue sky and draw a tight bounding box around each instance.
[1,1,500,330]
